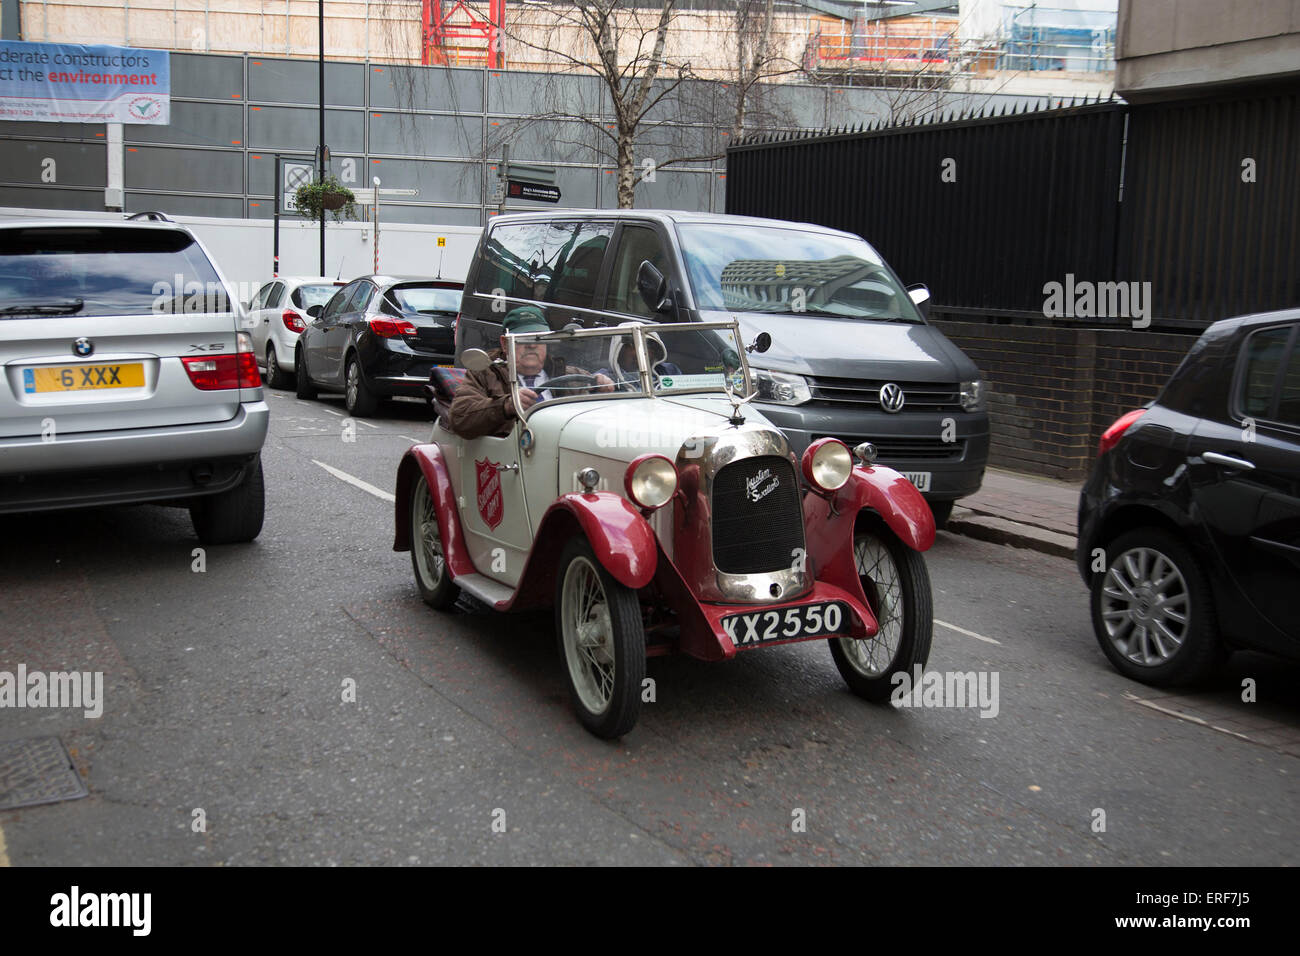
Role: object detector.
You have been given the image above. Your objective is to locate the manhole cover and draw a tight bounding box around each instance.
[0,737,88,811]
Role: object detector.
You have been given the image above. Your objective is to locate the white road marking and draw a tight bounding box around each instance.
[1124,693,1253,741]
[311,459,395,503]
[400,435,424,444]
[935,619,1002,646]
[320,407,343,417]
[354,418,378,429]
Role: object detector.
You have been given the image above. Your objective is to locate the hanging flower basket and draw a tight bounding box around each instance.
[294,175,358,223]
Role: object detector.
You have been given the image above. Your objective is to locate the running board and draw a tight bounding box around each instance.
[454,572,516,608]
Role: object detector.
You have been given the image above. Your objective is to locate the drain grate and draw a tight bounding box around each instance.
[0,736,89,811]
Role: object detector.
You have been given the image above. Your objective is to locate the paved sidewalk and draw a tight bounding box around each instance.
[946,467,1082,559]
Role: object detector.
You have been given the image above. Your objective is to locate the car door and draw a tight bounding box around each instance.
[247,281,274,354]
[1187,321,1300,648]
[303,283,349,383]
[456,424,534,588]
[327,281,371,383]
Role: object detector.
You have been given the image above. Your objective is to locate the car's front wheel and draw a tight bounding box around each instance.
[1091,528,1221,686]
[295,347,317,399]
[189,455,265,545]
[555,536,645,739]
[829,521,933,701]
[410,474,460,610]
[265,344,292,390]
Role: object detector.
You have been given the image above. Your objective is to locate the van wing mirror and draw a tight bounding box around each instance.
[636,260,672,315]
[906,284,931,317]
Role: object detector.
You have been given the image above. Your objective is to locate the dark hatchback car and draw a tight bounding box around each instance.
[1078,309,1300,685]
[295,275,462,416]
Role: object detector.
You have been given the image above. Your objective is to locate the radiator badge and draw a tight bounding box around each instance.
[746,467,780,503]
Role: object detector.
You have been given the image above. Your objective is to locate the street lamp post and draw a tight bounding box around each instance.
[318,0,326,275]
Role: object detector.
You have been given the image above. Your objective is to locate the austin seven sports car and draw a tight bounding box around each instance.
[393,319,936,738]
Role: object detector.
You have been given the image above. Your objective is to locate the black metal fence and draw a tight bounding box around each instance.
[727,83,1300,328]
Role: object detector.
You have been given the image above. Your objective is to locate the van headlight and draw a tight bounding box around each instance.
[960,379,985,411]
[754,369,811,405]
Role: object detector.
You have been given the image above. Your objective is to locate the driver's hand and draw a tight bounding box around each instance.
[594,373,615,394]
[517,387,540,411]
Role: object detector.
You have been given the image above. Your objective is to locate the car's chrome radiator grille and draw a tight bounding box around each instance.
[710,455,805,574]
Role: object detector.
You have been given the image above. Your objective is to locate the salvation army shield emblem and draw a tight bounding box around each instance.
[475,458,504,530]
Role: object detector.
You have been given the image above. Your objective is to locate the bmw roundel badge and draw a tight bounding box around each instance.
[73,337,93,357]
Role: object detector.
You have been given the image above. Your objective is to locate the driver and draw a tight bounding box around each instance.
[447,306,614,439]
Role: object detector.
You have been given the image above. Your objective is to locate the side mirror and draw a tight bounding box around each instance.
[636,260,673,315]
[906,284,930,318]
[746,331,771,354]
[307,304,324,319]
[461,348,491,372]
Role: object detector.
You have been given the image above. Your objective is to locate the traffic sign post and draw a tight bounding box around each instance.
[274,155,315,277]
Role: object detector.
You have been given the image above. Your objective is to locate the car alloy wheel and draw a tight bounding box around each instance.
[410,474,459,609]
[345,357,378,416]
[1099,546,1189,665]
[555,536,644,738]
[1089,528,1222,686]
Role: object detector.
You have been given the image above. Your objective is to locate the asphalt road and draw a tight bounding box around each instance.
[1,385,1297,866]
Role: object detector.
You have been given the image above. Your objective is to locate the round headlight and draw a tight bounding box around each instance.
[624,454,678,510]
[801,438,852,493]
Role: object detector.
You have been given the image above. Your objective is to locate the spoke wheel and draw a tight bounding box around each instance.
[410,474,459,609]
[555,536,644,739]
[1090,528,1221,686]
[829,522,933,702]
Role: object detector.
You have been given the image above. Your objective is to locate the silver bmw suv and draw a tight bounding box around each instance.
[0,219,269,544]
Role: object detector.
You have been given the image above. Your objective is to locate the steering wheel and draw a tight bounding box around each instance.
[541,373,599,393]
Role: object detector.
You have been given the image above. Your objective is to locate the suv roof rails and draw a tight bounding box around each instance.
[125,211,173,222]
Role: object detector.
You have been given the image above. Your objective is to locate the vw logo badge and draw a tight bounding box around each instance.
[73,337,93,357]
[879,382,905,413]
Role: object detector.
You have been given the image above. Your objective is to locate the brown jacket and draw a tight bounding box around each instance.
[446,351,589,439]
[446,353,517,439]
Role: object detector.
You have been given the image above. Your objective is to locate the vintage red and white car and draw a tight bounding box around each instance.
[393,320,935,738]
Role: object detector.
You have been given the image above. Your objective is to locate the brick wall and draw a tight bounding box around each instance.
[932,315,1200,480]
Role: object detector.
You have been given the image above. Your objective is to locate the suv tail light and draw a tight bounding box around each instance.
[282,308,306,332]
[368,318,418,338]
[1099,409,1145,456]
[182,332,261,390]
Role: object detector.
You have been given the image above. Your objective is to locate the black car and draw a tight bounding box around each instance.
[1078,309,1300,685]
[295,275,463,416]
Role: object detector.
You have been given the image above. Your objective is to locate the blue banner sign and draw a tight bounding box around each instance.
[0,39,170,124]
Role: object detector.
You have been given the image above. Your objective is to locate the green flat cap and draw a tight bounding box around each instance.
[503,305,549,335]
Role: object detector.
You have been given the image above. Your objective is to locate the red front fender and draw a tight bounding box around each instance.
[507,492,658,611]
[803,464,935,607]
[393,444,476,579]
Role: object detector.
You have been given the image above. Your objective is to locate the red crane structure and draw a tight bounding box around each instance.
[422,0,507,67]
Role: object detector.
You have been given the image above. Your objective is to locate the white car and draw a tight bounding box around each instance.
[246,276,345,389]
[395,319,938,738]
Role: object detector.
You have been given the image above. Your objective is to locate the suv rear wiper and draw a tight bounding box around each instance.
[0,298,85,315]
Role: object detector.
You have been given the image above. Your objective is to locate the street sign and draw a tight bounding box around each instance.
[506,162,557,186]
[282,161,313,213]
[350,187,420,205]
[508,180,561,203]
